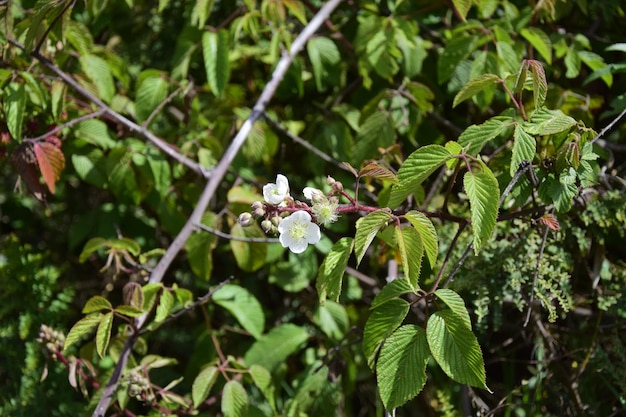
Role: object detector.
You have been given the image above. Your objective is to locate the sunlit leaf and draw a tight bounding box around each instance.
[464,162,499,253]
[316,238,353,303]
[363,299,410,369]
[354,211,392,266]
[244,324,309,371]
[192,366,218,408]
[222,380,248,417]
[64,313,101,352]
[213,284,265,339]
[96,312,113,358]
[202,29,230,97]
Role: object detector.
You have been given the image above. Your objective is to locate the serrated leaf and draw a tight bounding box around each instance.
[80,54,115,103]
[452,0,471,20]
[244,324,309,371]
[363,299,410,369]
[434,289,472,330]
[464,163,499,253]
[5,82,25,141]
[453,73,501,108]
[222,380,248,417]
[142,283,163,314]
[359,161,398,184]
[458,116,514,156]
[135,75,169,122]
[114,305,144,318]
[527,60,548,108]
[427,310,489,390]
[371,278,415,309]
[313,301,349,340]
[202,29,230,97]
[511,124,536,176]
[64,313,102,352]
[75,119,117,149]
[192,366,218,408]
[354,211,392,266]
[377,325,430,410]
[395,226,423,290]
[404,211,438,267]
[82,296,112,314]
[96,312,113,358]
[389,145,452,208]
[366,27,400,80]
[72,149,107,187]
[307,36,340,92]
[438,35,478,83]
[579,50,612,87]
[538,171,577,213]
[521,28,552,65]
[213,284,265,339]
[316,237,353,303]
[79,237,108,262]
[230,223,267,272]
[523,108,576,136]
[496,41,520,75]
[155,289,174,322]
[250,365,276,412]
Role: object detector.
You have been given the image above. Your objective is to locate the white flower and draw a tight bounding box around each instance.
[303,186,324,201]
[263,174,290,205]
[312,199,339,227]
[278,211,321,254]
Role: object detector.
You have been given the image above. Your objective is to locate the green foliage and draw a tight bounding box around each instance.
[1,0,626,415]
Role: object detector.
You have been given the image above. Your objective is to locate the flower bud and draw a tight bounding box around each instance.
[331,180,344,192]
[251,201,265,218]
[261,219,273,233]
[326,176,336,186]
[238,212,255,227]
[271,216,282,227]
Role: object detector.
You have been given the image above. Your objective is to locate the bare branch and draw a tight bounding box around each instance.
[91,1,345,415]
[196,223,280,243]
[591,106,626,144]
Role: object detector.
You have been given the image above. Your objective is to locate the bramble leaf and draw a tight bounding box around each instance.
[452,0,471,21]
[389,145,452,208]
[316,238,353,303]
[427,310,489,390]
[230,223,267,272]
[511,124,536,176]
[521,28,552,65]
[244,324,309,371]
[395,226,423,290]
[82,296,112,314]
[434,289,472,330]
[222,380,248,417]
[458,116,514,156]
[464,162,499,253]
[202,29,230,97]
[453,73,501,108]
[192,366,218,408]
[155,289,174,322]
[213,284,265,339]
[363,299,410,369]
[5,82,25,141]
[64,313,101,352]
[371,278,415,309]
[135,74,169,123]
[377,325,430,410]
[354,211,392,266]
[96,312,113,358]
[404,211,438,267]
[523,108,576,136]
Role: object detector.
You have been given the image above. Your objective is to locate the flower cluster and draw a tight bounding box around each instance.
[239,174,342,253]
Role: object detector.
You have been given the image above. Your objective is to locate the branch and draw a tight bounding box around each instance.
[196,223,280,243]
[23,109,106,142]
[91,1,344,415]
[591,105,626,144]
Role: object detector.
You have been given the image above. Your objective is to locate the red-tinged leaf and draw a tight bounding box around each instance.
[359,162,398,184]
[342,161,359,177]
[538,213,560,231]
[11,143,46,201]
[34,142,65,194]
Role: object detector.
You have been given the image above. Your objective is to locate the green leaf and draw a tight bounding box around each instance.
[213,284,265,339]
[244,324,309,371]
[366,27,400,80]
[64,313,102,352]
[222,380,249,417]
[363,299,410,369]
[464,162,499,253]
[82,295,112,314]
[114,305,144,318]
[389,145,452,208]
[230,223,267,272]
[186,212,218,281]
[313,301,349,340]
[404,211,438,267]
[395,226,424,290]
[496,41,520,75]
[155,289,174,322]
[354,211,393,266]
[523,108,576,136]
[316,237,354,303]
[96,312,114,358]
[377,325,430,410]
[453,73,501,108]
[452,0,471,21]
[579,50,612,87]
[307,36,340,92]
[135,74,169,123]
[427,310,489,390]
[438,35,478,83]
[527,60,548,108]
[434,289,472,330]
[371,278,415,309]
[191,0,215,28]
[269,249,317,292]
[192,366,218,408]
[520,28,552,65]
[79,54,115,103]
[5,82,25,141]
[79,237,108,263]
[538,170,577,213]
[142,283,163,315]
[72,149,108,188]
[250,365,277,412]
[511,124,536,176]
[109,237,141,256]
[75,119,117,149]
[202,29,230,97]
[353,111,395,166]
[458,116,514,156]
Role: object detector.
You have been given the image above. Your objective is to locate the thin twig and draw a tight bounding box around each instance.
[196,223,280,243]
[33,0,77,55]
[91,2,344,415]
[264,114,351,172]
[23,109,106,142]
[523,223,550,327]
[142,81,190,128]
[591,106,626,144]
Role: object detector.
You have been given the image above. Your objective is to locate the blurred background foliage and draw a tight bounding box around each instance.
[1,0,626,415]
